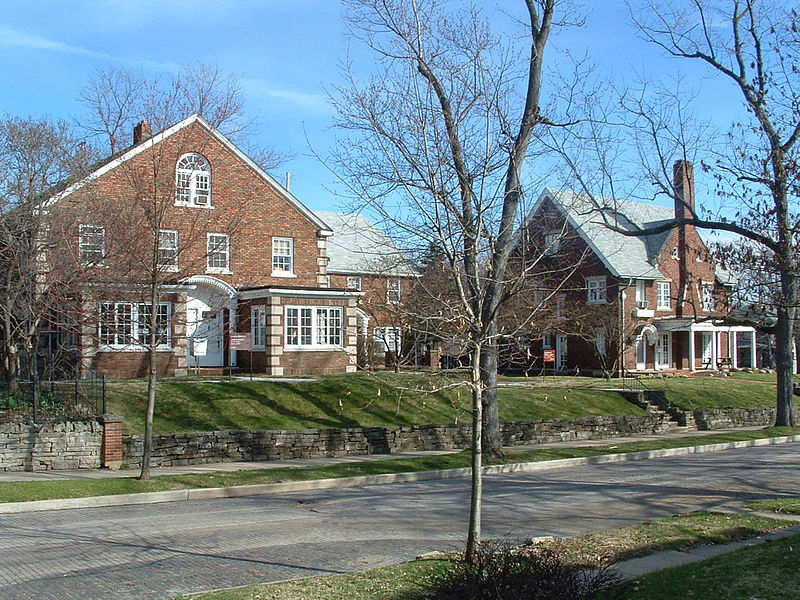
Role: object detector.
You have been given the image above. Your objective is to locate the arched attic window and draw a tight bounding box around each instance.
[175,153,212,207]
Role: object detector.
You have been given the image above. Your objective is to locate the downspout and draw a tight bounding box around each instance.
[619,278,633,378]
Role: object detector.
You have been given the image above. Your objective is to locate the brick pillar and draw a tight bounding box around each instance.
[98,414,124,470]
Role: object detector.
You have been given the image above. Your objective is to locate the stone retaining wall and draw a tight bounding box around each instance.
[122,414,674,469]
[0,421,103,471]
[692,407,776,430]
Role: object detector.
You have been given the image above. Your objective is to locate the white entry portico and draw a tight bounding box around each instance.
[656,318,756,371]
[182,276,237,369]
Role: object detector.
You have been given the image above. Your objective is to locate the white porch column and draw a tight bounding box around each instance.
[732,331,738,369]
[711,330,718,370]
[689,324,696,372]
[751,329,757,368]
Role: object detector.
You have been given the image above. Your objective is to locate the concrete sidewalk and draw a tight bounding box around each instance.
[0,425,766,482]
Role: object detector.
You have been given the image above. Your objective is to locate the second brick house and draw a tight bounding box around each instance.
[516,160,756,375]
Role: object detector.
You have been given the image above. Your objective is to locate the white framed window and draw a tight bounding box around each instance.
[99,302,171,348]
[251,305,266,348]
[657,281,671,310]
[595,329,607,356]
[158,230,179,271]
[671,247,679,260]
[586,276,607,304]
[542,333,553,349]
[544,232,560,256]
[556,294,566,320]
[80,225,105,265]
[701,283,715,312]
[387,278,402,304]
[375,327,402,353]
[175,153,212,207]
[347,276,362,291]
[272,237,294,275]
[285,306,343,348]
[635,279,648,307]
[207,233,230,273]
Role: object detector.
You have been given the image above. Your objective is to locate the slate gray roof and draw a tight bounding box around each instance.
[314,211,417,277]
[535,188,678,280]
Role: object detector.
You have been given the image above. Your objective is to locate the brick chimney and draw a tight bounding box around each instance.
[673,160,695,221]
[133,120,152,146]
[673,160,695,317]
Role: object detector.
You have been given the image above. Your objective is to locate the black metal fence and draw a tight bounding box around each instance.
[0,369,107,424]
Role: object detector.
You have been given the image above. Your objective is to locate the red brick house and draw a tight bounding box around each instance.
[518,161,756,375]
[45,115,361,377]
[313,211,418,368]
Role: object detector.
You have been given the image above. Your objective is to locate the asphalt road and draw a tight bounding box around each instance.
[1,443,798,600]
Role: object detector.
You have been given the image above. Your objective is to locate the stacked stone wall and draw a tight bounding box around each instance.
[121,414,674,469]
[692,407,776,430]
[0,421,103,471]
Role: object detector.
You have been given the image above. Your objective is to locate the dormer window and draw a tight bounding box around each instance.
[176,153,212,207]
[545,232,560,256]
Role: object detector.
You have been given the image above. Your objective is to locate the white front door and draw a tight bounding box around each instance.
[701,332,713,368]
[556,335,568,370]
[187,295,226,367]
[636,341,647,370]
[655,333,671,370]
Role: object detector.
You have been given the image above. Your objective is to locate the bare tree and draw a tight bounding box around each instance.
[626,0,799,425]
[332,0,577,560]
[0,116,95,394]
[78,64,289,172]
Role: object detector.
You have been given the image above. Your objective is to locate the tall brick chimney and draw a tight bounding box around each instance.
[133,120,152,146]
[673,160,694,317]
[673,160,695,221]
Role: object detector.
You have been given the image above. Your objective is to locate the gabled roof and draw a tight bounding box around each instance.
[46,114,332,236]
[531,188,677,280]
[314,211,417,277]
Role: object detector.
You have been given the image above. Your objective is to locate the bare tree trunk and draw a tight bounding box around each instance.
[775,275,796,426]
[479,339,504,458]
[466,344,483,562]
[140,282,160,480]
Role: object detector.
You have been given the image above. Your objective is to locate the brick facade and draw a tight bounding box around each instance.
[516,161,752,375]
[46,115,360,378]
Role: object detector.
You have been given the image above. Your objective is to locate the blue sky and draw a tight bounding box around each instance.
[0,1,742,214]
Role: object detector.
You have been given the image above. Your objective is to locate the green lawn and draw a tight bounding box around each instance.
[627,533,800,600]
[108,372,644,435]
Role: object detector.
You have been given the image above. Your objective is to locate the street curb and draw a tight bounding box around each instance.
[1,434,798,514]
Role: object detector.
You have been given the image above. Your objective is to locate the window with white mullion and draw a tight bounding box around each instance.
[79,224,105,265]
[251,305,266,347]
[158,230,179,270]
[272,237,294,274]
[657,281,671,309]
[98,302,171,347]
[207,233,230,272]
[175,153,212,207]
[586,276,607,304]
[286,306,343,348]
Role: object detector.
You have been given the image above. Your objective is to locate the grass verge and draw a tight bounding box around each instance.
[175,510,794,600]
[746,496,800,515]
[627,532,800,600]
[2,427,798,504]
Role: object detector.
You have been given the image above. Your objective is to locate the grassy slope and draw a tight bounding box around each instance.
[642,375,778,410]
[109,372,643,435]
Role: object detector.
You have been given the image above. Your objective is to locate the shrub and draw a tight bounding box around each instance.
[429,540,629,600]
